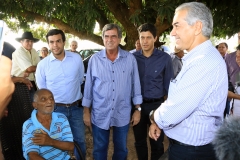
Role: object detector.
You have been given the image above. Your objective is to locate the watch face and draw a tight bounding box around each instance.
[135,107,141,111]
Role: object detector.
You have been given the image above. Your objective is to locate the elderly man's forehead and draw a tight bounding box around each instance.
[36,89,53,98]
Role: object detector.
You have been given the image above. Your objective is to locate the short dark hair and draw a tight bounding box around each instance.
[137,23,157,38]
[237,44,240,51]
[46,29,66,43]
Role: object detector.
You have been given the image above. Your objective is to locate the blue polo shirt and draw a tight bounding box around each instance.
[22,110,73,160]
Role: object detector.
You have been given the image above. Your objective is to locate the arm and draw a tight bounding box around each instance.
[25,66,37,73]
[32,117,74,152]
[155,59,225,130]
[12,76,33,90]
[228,91,240,99]
[32,130,74,151]
[164,55,174,94]
[28,152,44,160]
[35,61,47,89]
[131,57,142,126]
[82,57,94,127]
[0,56,15,119]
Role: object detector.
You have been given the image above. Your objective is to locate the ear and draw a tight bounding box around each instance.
[194,21,203,36]
[32,102,37,110]
[154,36,158,42]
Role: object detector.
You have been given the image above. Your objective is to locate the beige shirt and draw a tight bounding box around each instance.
[11,46,40,81]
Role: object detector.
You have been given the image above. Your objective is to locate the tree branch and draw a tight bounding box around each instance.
[20,10,103,45]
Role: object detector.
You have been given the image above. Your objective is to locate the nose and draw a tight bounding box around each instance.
[170,27,176,36]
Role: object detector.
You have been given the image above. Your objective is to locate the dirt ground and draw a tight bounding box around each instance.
[85,125,169,160]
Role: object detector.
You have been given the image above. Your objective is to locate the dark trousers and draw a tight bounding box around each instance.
[168,142,217,160]
[132,100,164,160]
[29,81,37,102]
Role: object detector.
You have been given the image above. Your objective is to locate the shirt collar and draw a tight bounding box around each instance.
[138,48,159,56]
[100,47,127,59]
[20,46,32,53]
[49,50,72,61]
[182,40,211,62]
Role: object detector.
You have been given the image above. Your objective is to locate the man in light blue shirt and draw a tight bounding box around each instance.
[82,23,142,160]
[35,29,86,158]
[149,2,228,160]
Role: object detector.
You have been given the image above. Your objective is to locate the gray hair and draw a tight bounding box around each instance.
[33,89,52,102]
[213,116,240,160]
[176,2,213,38]
[102,23,122,39]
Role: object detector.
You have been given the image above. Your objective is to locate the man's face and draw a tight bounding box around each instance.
[170,10,197,52]
[33,90,55,115]
[139,31,157,53]
[41,47,48,58]
[103,28,121,51]
[48,34,65,56]
[70,42,78,51]
[236,50,240,67]
[135,39,141,51]
[21,39,34,51]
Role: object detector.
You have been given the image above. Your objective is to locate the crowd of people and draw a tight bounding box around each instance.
[1,1,240,160]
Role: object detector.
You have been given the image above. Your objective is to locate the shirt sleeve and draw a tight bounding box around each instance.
[79,55,85,85]
[22,122,40,160]
[35,60,47,89]
[12,51,33,72]
[131,56,143,105]
[82,56,93,107]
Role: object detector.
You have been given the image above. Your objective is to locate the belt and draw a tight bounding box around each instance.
[169,138,193,147]
[55,100,80,107]
[143,98,163,103]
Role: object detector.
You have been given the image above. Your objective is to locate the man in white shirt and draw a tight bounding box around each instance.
[149,2,228,160]
[11,32,40,101]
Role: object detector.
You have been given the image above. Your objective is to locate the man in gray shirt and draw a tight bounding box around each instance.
[172,47,184,78]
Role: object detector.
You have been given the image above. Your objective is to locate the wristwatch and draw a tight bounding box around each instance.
[149,110,155,121]
[135,107,141,111]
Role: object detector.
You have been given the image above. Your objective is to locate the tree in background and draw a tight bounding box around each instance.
[0,0,239,50]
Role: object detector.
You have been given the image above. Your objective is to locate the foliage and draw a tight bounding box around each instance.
[0,0,239,49]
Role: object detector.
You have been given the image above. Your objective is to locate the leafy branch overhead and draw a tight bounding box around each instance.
[0,0,239,49]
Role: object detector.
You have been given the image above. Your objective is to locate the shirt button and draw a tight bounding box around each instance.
[112,108,114,110]
[112,71,114,73]
[113,80,114,82]
[113,89,114,91]
[113,99,114,101]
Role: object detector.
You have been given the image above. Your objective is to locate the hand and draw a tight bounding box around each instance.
[32,129,53,146]
[22,78,33,90]
[23,72,29,77]
[83,107,91,127]
[149,123,161,141]
[131,110,141,126]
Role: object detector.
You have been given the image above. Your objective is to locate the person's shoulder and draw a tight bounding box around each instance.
[23,117,33,128]
[54,112,68,121]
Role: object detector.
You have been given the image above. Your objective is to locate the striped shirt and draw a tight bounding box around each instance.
[22,110,73,160]
[154,40,228,146]
[82,47,142,130]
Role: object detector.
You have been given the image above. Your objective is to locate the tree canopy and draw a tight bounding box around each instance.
[0,0,239,49]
